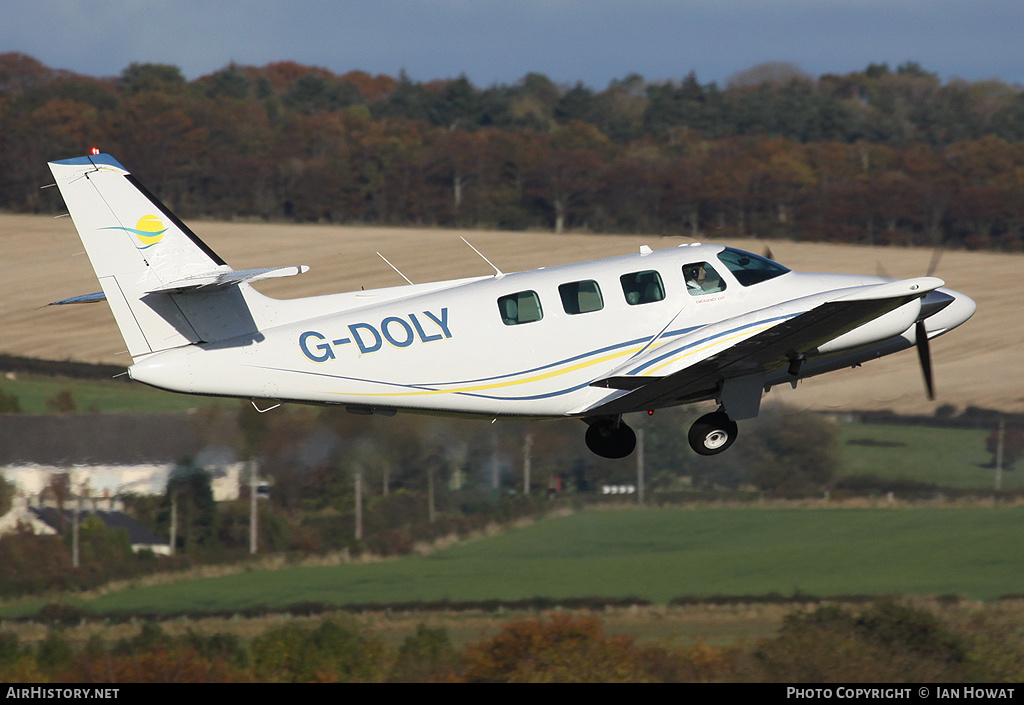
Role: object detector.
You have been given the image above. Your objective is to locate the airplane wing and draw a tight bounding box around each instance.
[583,277,942,417]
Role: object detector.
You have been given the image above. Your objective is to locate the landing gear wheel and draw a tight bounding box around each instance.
[688,412,738,456]
[585,420,637,459]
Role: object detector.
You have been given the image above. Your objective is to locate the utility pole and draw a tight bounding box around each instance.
[995,418,1005,491]
[249,460,258,555]
[354,465,363,541]
[71,495,81,568]
[428,465,436,523]
[169,491,178,556]
[523,433,533,495]
[636,429,645,506]
[491,432,500,491]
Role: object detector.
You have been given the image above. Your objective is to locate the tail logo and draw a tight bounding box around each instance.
[131,215,167,248]
[103,214,167,248]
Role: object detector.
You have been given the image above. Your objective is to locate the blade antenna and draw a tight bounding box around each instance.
[376,252,414,285]
[461,237,504,278]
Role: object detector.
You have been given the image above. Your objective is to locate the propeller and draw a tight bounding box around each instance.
[916,240,945,400]
[915,319,935,400]
[926,246,943,277]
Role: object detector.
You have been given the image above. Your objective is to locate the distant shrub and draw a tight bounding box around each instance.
[390,624,459,682]
[0,631,23,665]
[461,614,651,683]
[250,618,388,682]
[38,603,85,626]
[0,387,21,413]
[44,388,77,413]
[62,646,252,683]
[739,600,972,682]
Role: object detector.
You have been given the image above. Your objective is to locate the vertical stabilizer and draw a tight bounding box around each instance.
[48,154,281,359]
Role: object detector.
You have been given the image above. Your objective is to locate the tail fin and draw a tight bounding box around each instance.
[48,154,306,360]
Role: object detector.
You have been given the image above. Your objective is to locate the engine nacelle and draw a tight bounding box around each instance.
[816,298,921,355]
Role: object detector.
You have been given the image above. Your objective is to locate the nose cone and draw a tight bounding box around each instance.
[922,287,976,337]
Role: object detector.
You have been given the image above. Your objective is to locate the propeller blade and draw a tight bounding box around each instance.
[926,246,943,277]
[916,320,935,400]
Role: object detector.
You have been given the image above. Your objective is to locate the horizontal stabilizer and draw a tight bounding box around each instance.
[48,292,106,306]
[147,265,310,294]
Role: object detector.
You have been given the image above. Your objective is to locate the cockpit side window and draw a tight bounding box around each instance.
[682,262,727,296]
[716,247,790,286]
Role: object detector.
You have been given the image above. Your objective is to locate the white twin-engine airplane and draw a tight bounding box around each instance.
[48,153,976,459]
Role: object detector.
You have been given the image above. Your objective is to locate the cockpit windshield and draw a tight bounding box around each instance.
[716,247,790,286]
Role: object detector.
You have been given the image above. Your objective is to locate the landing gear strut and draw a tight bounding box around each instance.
[584,417,636,459]
[687,411,738,456]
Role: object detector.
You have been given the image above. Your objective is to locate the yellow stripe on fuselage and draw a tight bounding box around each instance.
[333,342,655,398]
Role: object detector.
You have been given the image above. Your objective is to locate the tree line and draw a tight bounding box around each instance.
[4,53,1024,249]
[2,600,1022,681]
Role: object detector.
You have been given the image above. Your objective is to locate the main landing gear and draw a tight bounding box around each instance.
[584,409,738,459]
[584,417,637,459]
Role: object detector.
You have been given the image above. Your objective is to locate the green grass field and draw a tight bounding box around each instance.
[0,374,220,414]
[15,507,1021,618]
[837,422,1015,489]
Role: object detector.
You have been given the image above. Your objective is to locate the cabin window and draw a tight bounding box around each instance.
[559,280,604,315]
[498,290,544,325]
[682,262,727,296]
[716,247,790,286]
[620,270,665,305]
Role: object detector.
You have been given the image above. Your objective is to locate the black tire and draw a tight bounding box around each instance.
[687,411,738,456]
[585,421,637,459]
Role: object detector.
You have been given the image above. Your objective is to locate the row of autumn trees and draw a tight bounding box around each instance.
[3,601,1023,682]
[4,53,1024,249]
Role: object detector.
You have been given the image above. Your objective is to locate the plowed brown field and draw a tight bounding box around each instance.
[2,213,1021,414]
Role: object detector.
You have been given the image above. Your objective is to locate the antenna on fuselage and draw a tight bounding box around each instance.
[377,252,414,285]
[461,237,504,278]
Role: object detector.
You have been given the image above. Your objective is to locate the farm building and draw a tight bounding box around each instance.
[0,413,250,506]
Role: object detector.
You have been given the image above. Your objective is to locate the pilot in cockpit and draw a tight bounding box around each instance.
[684,262,725,295]
[685,264,706,291]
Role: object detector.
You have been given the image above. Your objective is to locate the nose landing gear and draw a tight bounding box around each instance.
[687,411,738,456]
